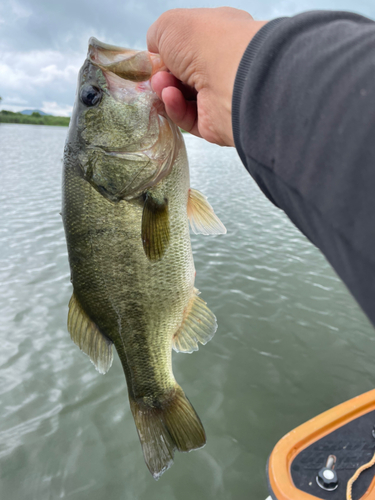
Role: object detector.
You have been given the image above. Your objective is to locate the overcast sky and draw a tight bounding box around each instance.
[1,0,375,116]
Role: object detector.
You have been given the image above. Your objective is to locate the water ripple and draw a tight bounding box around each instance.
[0,125,374,500]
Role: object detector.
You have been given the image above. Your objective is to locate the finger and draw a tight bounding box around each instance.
[161,86,201,137]
[151,72,197,101]
[147,9,189,66]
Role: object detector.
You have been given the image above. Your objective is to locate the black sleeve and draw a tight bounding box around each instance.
[232,11,375,327]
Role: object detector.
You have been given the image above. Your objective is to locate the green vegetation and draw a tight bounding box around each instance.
[0,110,70,127]
[0,108,186,131]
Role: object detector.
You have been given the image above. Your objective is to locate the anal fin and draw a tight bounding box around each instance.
[68,293,113,374]
[173,288,217,353]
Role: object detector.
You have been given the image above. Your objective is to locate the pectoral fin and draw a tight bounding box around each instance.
[68,293,113,374]
[172,288,217,353]
[187,188,226,235]
[142,192,170,261]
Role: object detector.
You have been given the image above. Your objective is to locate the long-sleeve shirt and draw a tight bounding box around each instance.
[232,11,375,327]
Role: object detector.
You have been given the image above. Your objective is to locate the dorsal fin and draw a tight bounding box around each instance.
[172,288,217,353]
[187,188,226,235]
[68,293,113,374]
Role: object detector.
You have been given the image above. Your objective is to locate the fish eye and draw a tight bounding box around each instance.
[80,85,102,107]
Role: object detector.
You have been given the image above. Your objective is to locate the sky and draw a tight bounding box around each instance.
[1,0,375,116]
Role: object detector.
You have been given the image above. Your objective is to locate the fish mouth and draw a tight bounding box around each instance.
[87,37,164,83]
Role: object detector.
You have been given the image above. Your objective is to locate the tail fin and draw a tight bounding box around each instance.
[130,386,206,480]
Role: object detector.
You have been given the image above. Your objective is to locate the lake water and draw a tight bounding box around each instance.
[1,123,374,500]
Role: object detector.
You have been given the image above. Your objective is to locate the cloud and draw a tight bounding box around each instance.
[41,101,73,117]
[2,96,27,105]
[0,49,81,88]
[11,0,32,20]
[0,0,374,114]
[0,99,73,116]
[0,104,29,113]
[0,48,81,114]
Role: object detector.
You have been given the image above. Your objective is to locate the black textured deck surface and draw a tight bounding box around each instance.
[290,409,375,499]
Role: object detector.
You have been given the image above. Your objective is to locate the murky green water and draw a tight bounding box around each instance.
[1,123,374,499]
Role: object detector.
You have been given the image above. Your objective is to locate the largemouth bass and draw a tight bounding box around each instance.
[62,37,226,479]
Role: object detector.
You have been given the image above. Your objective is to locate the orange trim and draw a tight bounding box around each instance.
[360,473,375,500]
[268,389,375,500]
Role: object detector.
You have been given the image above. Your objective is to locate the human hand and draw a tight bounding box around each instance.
[147,8,267,147]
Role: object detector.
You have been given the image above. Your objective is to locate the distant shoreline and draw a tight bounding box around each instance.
[0,110,70,127]
[0,110,189,133]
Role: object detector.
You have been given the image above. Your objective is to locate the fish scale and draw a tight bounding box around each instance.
[62,37,226,479]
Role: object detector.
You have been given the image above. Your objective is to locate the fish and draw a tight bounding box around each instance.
[62,37,226,479]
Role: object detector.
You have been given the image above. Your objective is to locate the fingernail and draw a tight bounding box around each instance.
[148,53,166,75]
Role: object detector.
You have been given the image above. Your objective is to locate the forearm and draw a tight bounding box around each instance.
[233,11,375,326]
